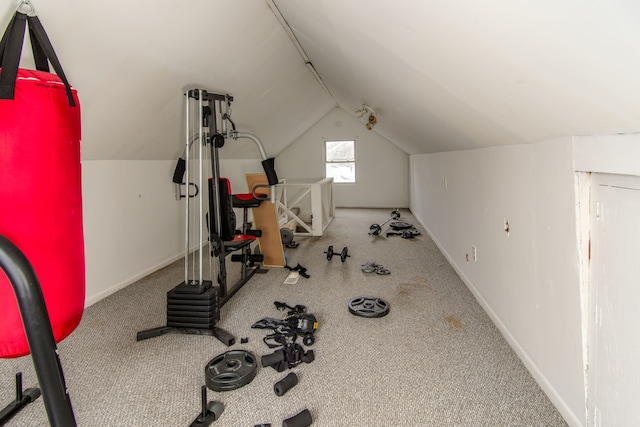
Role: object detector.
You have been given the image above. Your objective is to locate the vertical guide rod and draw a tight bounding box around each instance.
[184,92,190,285]
[198,91,204,284]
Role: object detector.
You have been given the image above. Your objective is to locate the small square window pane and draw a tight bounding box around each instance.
[326,162,355,183]
[326,141,354,162]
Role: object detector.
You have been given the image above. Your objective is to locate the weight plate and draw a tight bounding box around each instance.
[325,245,334,260]
[348,297,390,318]
[280,227,294,244]
[340,247,350,262]
[390,221,413,230]
[401,228,421,238]
[205,350,258,391]
[369,224,382,236]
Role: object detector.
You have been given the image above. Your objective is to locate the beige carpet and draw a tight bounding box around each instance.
[0,208,567,426]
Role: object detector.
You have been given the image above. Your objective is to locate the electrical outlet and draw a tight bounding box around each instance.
[472,245,477,261]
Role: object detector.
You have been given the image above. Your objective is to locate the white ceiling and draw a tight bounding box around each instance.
[275,0,640,154]
[3,0,640,160]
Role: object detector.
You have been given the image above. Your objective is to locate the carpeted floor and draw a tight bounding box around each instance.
[0,208,567,426]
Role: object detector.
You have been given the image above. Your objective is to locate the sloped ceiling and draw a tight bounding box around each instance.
[274,0,640,154]
[0,0,335,160]
[3,0,640,160]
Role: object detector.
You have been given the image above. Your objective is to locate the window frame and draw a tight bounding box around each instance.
[324,139,357,184]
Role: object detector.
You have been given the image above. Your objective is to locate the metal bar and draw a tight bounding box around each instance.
[198,91,204,284]
[0,235,77,427]
[233,132,268,161]
[184,92,190,285]
[209,98,224,295]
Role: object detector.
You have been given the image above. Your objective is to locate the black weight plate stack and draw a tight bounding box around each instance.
[205,350,258,391]
[167,281,219,329]
[348,297,390,318]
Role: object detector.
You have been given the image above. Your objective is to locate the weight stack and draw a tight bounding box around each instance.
[166,281,220,330]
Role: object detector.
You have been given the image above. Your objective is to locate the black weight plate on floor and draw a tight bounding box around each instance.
[348,297,390,318]
[280,227,294,244]
[340,247,349,262]
[205,350,258,391]
[390,221,413,230]
[325,245,334,260]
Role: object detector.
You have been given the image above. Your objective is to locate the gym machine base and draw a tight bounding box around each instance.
[137,89,279,347]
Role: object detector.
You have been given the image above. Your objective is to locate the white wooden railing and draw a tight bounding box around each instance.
[275,178,334,236]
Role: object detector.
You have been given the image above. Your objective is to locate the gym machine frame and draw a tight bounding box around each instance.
[137,89,279,346]
[0,234,77,427]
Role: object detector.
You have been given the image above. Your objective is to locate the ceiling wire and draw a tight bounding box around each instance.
[266,0,338,106]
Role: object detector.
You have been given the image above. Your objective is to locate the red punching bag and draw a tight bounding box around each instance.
[0,10,84,358]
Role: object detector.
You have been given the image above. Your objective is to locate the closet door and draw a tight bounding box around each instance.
[589,173,640,426]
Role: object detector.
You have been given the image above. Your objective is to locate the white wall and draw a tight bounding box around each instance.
[276,107,409,208]
[82,160,184,306]
[573,133,640,175]
[219,159,268,194]
[410,138,585,426]
[81,158,272,306]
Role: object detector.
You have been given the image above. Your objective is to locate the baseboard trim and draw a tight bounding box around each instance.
[84,252,184,308]
[410,210,584,427]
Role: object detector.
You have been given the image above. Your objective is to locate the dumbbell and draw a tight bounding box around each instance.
[324,245,350,262]
[369,209,401,236]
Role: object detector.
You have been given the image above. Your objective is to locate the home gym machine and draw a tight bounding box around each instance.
[137,89,279,346]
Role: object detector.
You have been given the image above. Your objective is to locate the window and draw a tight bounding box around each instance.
[325,140,355,183]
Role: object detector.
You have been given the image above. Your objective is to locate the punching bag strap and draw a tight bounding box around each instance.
[0,11,76,107]
[27,15,75,107]
[0,12,27,101]
[28,23,49,72]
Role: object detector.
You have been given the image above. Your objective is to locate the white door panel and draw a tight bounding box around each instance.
[589,174,640,426]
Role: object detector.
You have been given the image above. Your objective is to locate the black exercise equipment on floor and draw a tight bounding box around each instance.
[273,372,298,396]
[261,343,315,372]
[252,301,318,348]
[283,409,313,427]
[254,301,317,373]
[369,209,401,236]
[387,228,421,238]
[389,221,413,230]
[348,296,390,318]
[0,372,41,425]
[361,261,391,275]
[324,245,350,262]
[205,350,258,392]
[189,386,224,427]
[137,89,279,346]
